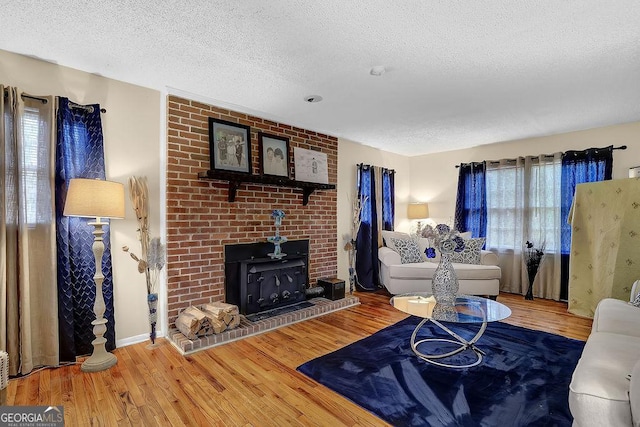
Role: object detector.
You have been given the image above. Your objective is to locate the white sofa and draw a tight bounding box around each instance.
[378,236,501,298]
[569,281,640,426]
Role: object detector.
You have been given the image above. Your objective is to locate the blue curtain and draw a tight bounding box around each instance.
[356,165,395,291]
[55,98,115,361]
[559,146,613,299]
[454,161,487,238]
[382,169,395,231]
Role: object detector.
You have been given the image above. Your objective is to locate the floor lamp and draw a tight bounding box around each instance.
[64,178,125,372]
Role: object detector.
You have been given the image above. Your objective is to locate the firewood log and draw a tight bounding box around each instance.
[201,302,240,331]
[175,306,206,339]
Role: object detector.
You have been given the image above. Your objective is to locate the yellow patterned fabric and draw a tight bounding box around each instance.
[568,178,640,318]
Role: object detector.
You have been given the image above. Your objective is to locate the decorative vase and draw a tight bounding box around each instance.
[432,303,459,322]
[525,267,537,300]
[147,293,158,346]
[347,239,358,293]
[432,253,459,305]
[267,212,287,259]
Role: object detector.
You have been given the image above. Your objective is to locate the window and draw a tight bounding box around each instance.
[527,159,561,252]
[10,103,54,227]
[486,164,523,250]
[485,157,561,252]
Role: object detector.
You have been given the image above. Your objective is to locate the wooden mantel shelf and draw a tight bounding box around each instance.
[198,170,336,205]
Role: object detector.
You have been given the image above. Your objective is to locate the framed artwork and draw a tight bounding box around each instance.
[258,132,290,178]
[294,147,329,184]
[208,117,251,173]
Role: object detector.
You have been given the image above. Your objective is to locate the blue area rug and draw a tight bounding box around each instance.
[297,316,585,426]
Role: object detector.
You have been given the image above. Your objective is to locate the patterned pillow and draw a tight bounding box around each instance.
[450,238,485,264]
[382,230,411,252]
[388,237,423,264]
[631,291,640,307]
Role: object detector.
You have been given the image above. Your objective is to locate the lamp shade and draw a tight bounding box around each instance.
[407,203,429,220]
[63,178,125,219]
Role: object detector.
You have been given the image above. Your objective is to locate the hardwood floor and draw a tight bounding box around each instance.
[5,292,592,426]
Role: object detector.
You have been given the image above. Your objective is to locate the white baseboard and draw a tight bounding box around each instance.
[117,330,165,348]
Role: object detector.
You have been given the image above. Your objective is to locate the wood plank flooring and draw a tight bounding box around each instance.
[5,292,592,426]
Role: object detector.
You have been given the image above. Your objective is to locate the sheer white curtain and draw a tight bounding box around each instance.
[0,86,59,375]
[485,154,563,299]
[528,153,562,300]
[486,158,526,294]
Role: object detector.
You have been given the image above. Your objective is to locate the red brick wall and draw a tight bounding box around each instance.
[166,95,338,324]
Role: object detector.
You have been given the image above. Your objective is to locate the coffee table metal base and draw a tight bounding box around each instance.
[410,318,487,369]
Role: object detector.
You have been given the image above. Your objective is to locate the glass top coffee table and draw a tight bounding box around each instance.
[390,293,511,368]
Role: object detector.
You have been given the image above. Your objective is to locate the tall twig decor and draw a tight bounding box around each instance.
[122,176,165,344]
[344,194,367,292]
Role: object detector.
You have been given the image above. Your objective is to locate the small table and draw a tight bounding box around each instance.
[390,293,511,368]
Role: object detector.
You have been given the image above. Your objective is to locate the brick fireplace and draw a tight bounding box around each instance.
[166,96,338,326]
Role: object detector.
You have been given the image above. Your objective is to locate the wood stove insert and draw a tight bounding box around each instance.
[225,240,309,316]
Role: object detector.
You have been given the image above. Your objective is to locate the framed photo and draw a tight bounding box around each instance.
[258,132,290,178]
[208,117,251,173]
[294,147,329,184]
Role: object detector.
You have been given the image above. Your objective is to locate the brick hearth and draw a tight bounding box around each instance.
[168,296,360,355]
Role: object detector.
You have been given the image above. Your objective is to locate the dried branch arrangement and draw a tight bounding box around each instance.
[344,194,367,292]
[344,195,367,252]
[122,176,165,294]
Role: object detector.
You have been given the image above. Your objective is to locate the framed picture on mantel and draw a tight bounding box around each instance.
[294,147,329,184]
[259,132,290,178]
[208,117,251,174]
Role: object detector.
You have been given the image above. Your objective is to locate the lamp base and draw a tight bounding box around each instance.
[81,219,118,373]
[81,351,117,373]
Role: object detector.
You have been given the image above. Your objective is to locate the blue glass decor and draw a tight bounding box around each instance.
[268,209,287,259]
[147,293,158,343]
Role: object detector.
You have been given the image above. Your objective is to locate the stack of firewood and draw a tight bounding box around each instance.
[175,302,240,339]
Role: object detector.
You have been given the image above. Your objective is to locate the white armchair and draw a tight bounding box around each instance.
[569,280,640,426]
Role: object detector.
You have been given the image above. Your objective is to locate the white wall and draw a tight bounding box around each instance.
[0,49,163,346]
[408,121,640,223]
[337,138,411,285]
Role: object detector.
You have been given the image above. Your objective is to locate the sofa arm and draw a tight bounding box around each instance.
[379,246,401,266]
[631,359,640,426]
[480,250,499,266]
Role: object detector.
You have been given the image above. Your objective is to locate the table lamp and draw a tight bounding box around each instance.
[63,178,125,372]
[407,202,430,235]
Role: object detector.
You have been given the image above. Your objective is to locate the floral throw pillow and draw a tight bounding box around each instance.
[450,238,485,265]
[631,291,640,307]
[389,237,423,264]
[382,230,412,252]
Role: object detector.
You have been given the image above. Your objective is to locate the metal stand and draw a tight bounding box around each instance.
[410,318,487,369]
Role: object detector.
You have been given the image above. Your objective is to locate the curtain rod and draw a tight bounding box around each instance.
[357,163,396,174]
[454,145,627,168]
[2,89,106,113]
[2,89,50,105]
[22,93,49,104]
[69,103,107,114]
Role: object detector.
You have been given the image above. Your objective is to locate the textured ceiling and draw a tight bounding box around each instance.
[1,1,639,156]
